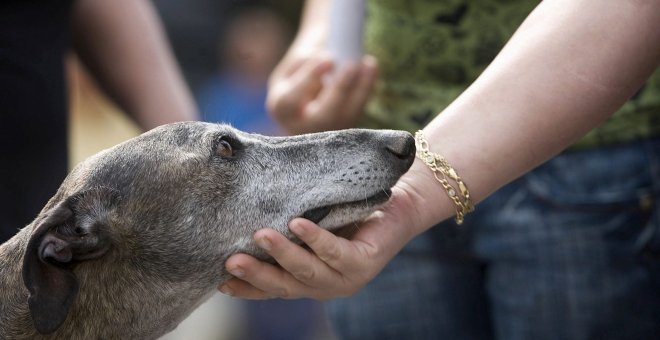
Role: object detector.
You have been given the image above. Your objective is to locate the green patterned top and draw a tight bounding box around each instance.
[360,0,660,148]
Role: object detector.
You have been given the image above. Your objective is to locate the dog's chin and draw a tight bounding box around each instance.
[300,188,392,231]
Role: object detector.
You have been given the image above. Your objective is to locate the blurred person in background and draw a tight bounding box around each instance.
[152,0,305,94]
[197,4,289,135]
[152,0,230,93]
[0,0,197,243]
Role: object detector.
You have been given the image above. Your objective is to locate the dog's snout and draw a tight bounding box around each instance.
[385,134,416,164]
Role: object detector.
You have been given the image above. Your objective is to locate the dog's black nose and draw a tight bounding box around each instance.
[385,134,416,165]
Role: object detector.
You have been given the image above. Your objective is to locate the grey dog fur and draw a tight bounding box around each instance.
[0,122,414,339]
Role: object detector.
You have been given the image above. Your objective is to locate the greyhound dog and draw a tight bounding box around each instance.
[0,122,415,339]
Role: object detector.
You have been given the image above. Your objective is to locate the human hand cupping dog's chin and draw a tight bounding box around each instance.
[218,160,445,300]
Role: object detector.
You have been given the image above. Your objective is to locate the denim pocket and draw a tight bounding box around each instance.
[524,144,654,212]
[522,143,659,260]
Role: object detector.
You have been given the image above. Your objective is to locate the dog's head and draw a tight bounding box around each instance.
[21,122,415,334]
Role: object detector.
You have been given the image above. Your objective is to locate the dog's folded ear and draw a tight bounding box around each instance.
[22,187,119,334]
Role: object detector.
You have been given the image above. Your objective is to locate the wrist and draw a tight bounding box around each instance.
[414,130,474,224]
[393,158,455,236]
[289,27,327,56]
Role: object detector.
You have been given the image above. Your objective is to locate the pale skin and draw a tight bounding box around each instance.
[72,0,198,129]
[265,0,379,135]
[220,0,660,299]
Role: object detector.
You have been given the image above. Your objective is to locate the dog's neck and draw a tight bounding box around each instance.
[0,226,222,339]
[0,228,39,339]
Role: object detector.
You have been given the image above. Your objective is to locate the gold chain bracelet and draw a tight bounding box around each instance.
[414,130,474,225]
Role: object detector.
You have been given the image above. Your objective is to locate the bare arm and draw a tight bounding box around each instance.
[71,0,198,130]
[409,0,660,231]
[221,0,660,299]
[289,0,330,53]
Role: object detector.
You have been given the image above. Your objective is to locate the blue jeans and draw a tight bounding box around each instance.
[327,138,660,340]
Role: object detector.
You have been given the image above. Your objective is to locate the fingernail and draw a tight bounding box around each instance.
[256,236,272,251]
[228,267,245,278]
[219,285,234,296]
[289,221,305,237]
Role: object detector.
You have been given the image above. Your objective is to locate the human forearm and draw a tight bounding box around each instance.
[287,0,330,55]
[72,0,198,130]
[406,0,660,234]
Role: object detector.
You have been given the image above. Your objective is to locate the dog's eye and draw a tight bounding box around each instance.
[215,139,234,158]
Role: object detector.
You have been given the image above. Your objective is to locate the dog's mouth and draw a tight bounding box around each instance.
[301,189,392,224]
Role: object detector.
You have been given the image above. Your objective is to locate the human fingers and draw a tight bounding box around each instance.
[292,190,421,277]
[305,57,377,130]
[300,63,361,129]
[222,248,303,299]
[254,226,357,299]
[220,209,414,300]
[219,276,271,300]
[220,222,369,300]
[312,62,360,111]
[266,57,333,123]
[240,220,377,298]
[287,218,359,273]
[282,189,425,288]
[222,228,338,299]
[285,218,384,297]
